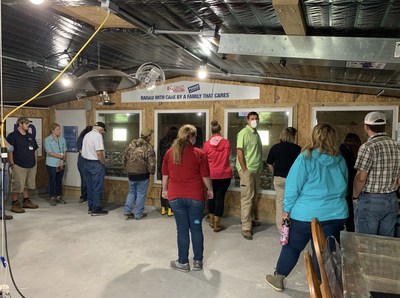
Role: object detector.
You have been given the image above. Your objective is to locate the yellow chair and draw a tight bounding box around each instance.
[311,218,332,298]
[304,250,322,298]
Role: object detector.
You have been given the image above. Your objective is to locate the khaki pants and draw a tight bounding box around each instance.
[239,170,260,231]
[273,176,286,231]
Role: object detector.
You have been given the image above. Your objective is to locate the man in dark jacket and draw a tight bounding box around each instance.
[7,117,39,213]
[123,128,156,220]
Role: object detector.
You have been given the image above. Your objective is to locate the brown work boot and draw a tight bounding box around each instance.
[242,230,253,240]
[11,201,25,213]
[0,214,13,220]
[23,198,39,209]
[213,216,225,232]
[208,213,215,229]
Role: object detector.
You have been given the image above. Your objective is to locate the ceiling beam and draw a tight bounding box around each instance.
[52,6,135,29]
[106,0,228,74]
[272,0,307,36]
[218,35,400,64]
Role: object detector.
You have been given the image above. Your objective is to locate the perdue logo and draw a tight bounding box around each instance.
[188,84,200,93]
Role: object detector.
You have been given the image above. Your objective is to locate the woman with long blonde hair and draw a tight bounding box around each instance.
[162,124,213,273]
[266,123,348,292]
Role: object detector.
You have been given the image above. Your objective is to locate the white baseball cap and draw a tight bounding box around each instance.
[364,111,386,125]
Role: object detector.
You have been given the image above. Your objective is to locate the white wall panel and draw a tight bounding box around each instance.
[55,110,86,187]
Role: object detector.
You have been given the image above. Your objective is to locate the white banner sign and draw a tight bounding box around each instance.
[122,81,260,103]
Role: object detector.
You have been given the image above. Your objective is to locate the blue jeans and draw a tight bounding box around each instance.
[77,155,87,200]
[124,179,150,218]
[354,192,399,236]
[46,165,64,197]
[0,169,8,213]
[276,218,347,279]
[170,198,205,264]
[84,160,106,212]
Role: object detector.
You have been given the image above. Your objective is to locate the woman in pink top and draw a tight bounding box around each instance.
[203,120,233,232]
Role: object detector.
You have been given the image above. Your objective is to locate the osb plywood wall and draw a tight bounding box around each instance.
[51,77,399,221]
[2,106,51,190]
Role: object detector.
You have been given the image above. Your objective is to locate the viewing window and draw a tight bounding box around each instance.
[225,108,293,194]
[97,111,141,179]
[312,106,399,144]
[154,110,209,181]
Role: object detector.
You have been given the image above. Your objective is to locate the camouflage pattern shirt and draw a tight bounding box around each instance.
[123,137,156,175]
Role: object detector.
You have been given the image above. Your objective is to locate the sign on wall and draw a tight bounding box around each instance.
[63,126,78,152]
[5,117,43,157]
[122,81,260,103]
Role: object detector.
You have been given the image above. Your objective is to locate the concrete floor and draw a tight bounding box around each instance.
[1,195,309,298]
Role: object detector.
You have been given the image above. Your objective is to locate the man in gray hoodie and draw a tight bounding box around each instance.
[123,128,156,220]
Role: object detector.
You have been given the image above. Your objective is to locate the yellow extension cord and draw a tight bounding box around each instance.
[0,11,111,147]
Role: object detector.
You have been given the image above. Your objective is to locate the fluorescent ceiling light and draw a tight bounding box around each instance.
[197,65,208,80]
[30,0,44,4]
[60,74,72,87]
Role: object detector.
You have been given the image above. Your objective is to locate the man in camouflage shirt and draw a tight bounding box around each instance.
[123,128,156,220]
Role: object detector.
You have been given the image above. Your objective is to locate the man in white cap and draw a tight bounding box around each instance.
[353,111,400,236]
[122,128,156,220]
[82,122,108,216]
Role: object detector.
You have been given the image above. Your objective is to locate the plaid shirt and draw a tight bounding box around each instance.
[354,133,400,193]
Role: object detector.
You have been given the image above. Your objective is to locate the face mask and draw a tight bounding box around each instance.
[250,120,258,129]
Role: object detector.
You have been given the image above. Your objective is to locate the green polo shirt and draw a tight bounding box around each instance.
[236,125,263,173]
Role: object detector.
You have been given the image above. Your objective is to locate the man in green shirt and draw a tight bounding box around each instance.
[236,111,263,240]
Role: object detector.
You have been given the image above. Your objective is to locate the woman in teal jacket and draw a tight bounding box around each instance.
[265,123,348,292]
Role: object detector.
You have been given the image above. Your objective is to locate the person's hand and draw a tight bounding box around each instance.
[162,190,168,199]
[207,189,214,200]
[282,212,290,220]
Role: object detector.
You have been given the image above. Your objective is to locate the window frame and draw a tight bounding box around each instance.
[224,107,294,195]
[153,109,210,184]
[311,105,399,139]
[96,109,142,181]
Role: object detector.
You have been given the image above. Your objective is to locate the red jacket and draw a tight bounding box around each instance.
[203,134,233,180]
[162,144,210,201]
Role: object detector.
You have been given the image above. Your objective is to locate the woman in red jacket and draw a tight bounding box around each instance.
[162,124,213,272]
[203,120,233,232]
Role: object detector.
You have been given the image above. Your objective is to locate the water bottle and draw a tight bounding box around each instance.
[280,218,290,245]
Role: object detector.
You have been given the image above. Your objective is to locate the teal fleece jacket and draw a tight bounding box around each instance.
[284,149,349,222]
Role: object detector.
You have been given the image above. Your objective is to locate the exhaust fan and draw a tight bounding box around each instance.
[135,63,165,91]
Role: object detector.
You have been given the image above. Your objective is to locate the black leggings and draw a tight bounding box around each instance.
[208,178,231,217]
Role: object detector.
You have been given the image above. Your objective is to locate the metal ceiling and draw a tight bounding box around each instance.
[1,0,400,107]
